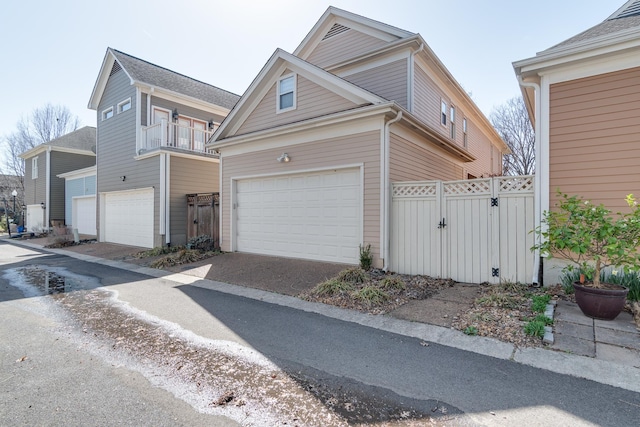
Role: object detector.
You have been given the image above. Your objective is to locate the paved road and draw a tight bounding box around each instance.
[1,240,639,426]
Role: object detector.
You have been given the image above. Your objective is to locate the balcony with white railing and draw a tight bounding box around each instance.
[139,120,217,155]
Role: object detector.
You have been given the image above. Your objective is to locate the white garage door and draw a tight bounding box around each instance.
[104,189,154,248]
[73,196,96,235]
[235,168,361,263]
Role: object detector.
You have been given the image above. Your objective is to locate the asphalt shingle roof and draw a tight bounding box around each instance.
[47,126,96,152]
[546,1,640,51]
[111,49,240,110]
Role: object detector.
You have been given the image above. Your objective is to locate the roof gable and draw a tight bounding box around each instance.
[88,48,240,111]
[19,126,96,159]
[294,7,414,61]
[211,49,386,141]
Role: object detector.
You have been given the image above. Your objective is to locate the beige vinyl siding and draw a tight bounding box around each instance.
[413,65,446,134]
[306,29,388,69]
[169,156,219,246]
[97,67,161,245]
[220,130,382,264]
[49,152,95,224]
[342,59,408,108]
[463,119,500,178]
[236,73,359,136]
[549,67,640,211]
[389,129,463,182]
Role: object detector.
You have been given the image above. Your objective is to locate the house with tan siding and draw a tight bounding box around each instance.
[88,49,240,248]
[513,0,640,284]
[209,7,507,268]
[19,126,96,232]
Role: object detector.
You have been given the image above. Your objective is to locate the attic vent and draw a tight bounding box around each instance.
[109,61,122,76]
[613,0,640,19]
[322,23,350,40]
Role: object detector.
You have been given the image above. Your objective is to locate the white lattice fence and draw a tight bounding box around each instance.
[390,176,535,284]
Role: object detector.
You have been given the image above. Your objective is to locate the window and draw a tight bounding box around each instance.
[441,100,447,126]
[117,98,131,113]
[32,157,38,179]
[102,106,114,121]
[450,106,456,139]
[277,74,296,112]
[463,118,468,147]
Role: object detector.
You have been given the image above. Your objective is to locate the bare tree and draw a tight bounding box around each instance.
[1,104,80,190]
[490,96,535,176]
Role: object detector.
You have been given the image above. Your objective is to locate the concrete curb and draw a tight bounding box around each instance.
[8,239,640,394]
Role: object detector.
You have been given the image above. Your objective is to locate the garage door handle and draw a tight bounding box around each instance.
[437,218,446,229]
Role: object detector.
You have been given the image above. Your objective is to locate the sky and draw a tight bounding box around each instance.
[0,0,620,166]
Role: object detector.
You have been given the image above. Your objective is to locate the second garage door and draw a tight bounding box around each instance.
[104,188,154,248]
[235,168,361,264]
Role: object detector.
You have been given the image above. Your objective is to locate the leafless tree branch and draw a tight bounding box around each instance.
[490,96,535,176]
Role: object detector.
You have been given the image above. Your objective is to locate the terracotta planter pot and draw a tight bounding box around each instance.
[573,282,629,320]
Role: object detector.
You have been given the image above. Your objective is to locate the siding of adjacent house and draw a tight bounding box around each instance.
[549,67,640,211]
[49,152,95,223]
[306,28,389,69]
[236,72,359,136]
[65,174,96,226]
[342,59,408,109]
[389,128,463,182]
[220,129,383,264]
[97,66,161,245]
[169,156,219,246]
[23,155,45,206]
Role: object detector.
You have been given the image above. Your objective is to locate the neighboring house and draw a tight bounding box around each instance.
[57,166,96,236]
[209,7,508,267]
[0,174,23,219]
[513,0,640,284]
[19,126,96,232]
[88,48,240,248]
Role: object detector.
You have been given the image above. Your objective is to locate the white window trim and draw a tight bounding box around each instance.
[450,105,456,139]
[440,99,447,126]
[463,117,468,147]
[102,106,114,121]
[276,73,297,113]
[117,98,131,114]
[32,157,38,179]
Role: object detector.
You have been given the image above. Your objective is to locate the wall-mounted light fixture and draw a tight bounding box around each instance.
[208,120,215,130]
[120,176,126,182]
[172,109,179,120]
[40,202,46,210]
[277,153,291,163]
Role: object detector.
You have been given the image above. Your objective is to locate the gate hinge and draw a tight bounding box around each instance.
[491,197,499,207]
[492,268,499,277]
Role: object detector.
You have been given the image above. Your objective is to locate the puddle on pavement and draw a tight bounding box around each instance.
[14,266,84,295]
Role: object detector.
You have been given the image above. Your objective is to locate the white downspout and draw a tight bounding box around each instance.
[407,43,424,113]
[382,110,403,271]
[159,153,166,241]
[45,147,51,230]
[165,153,171,246]
[517,76,541,285]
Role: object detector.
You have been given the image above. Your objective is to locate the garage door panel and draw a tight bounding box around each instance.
[104,189,154,248]
[236,168,361,264]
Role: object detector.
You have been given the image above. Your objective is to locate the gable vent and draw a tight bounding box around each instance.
[322,23,350,40]
[613,0,640,19]
[109,61,122,76]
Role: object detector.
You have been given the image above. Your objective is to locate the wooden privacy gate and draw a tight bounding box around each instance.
[390,176,535,284]
[187,193,220,248]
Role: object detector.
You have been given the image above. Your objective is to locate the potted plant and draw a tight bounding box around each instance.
[533,192,640,320]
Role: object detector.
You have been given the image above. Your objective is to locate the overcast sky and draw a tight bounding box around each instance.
[0,0,619,164]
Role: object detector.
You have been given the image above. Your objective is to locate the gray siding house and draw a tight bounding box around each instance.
[19,126,96,232]
[88,48,240,248]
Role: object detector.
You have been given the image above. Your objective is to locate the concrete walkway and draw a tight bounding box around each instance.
[552,300,640,367]
[4,236,640,393]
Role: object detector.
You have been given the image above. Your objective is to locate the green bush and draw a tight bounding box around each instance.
[359,244,373,271]
[533,314,554,326]
[524,320,546,337]
[186,234,217,252]
[531,295,551,313]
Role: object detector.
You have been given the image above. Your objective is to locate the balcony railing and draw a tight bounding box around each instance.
[139,120,217,155]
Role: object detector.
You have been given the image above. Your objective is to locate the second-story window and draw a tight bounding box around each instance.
[117,98,131,113]
[32,157,38,179]
[441,100,447,126]
[278,74,296,112]
[463,118,468,147]
[102,106,114,121]
[450,106,456,139]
